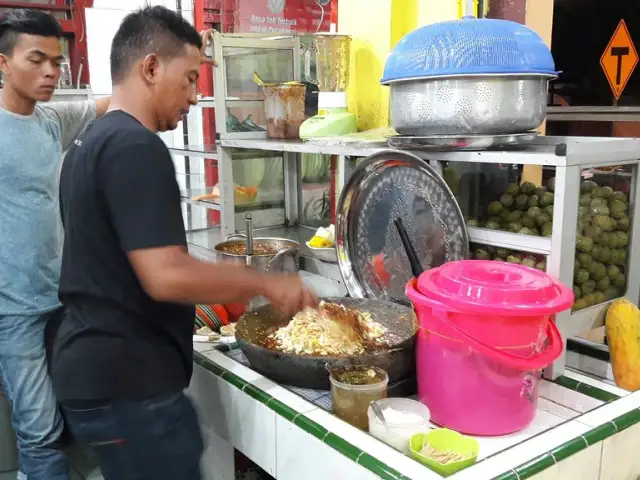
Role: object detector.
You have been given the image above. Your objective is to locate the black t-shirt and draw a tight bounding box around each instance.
[51,110,195,401]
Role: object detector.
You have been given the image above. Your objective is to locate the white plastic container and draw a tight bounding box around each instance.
[368,398,431,453]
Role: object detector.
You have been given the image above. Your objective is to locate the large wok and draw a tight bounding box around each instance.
[236,297,416,390]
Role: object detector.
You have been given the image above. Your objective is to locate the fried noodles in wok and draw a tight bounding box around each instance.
[269,301,387,356]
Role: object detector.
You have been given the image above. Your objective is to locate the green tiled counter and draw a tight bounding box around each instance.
[189,344,639,480]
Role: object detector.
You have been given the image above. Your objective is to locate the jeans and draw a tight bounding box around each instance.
[0,310,69,480]
[62,392,203,480]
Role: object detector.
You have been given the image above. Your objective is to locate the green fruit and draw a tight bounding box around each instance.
[591,204,610,216]
[600,186,614,199]
[577,252,593,268]
[475,248,491,260]
[604,286,619,301]
[541,222,553,237]
[612,273,626,288]
[574,269,590,285]
[593,291,606,304]
[521,258,537,268]
[581,180,598,194]
[597,232,612,246]
[617,216,630,231]
[520,182,536,195]
[500,209,512,221]
[535,214,551,228]
[582,280,596,295]
[612,191,628,203]
[507,222,524,233]
[534,186,548,198]
[609,199,628,219]
[543,205,554,218]
[607,264,621,279]
[592,186,606,198]
[487,201,503,216]
[506,255,521,264]
[528,195,539,208]
[576,236,594,253]
[583,223,602,239]
[535,261,547,271]
[504,183,520,196]
[611,249,627,266]
[515,194,529,211]
[500,194,514,208]
[507,211,523,222]
[596,276,611,291]
[579,194,592,206]
[467,219,479,227]
[526,207,542,218]
[588,262,607,281]
[495,248,510,259]
[572,299,587,311]
[485,221,501,230]
[573,285,582,299]
[540,191,554,207]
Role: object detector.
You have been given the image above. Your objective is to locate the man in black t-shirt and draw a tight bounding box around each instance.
[48,6,317,480]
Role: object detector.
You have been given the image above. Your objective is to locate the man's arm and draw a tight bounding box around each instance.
[101,137,316,314]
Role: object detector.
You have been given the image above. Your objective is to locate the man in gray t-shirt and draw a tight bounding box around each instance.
[0,10,108,479]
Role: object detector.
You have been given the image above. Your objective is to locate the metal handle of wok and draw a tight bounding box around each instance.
[265,248,300,273]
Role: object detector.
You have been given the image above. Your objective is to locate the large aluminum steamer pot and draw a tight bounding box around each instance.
[215,235,300,274]
[389,74,551,136]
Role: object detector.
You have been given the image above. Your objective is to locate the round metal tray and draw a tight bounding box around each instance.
[335,150,469,302]
[387,132,538,151]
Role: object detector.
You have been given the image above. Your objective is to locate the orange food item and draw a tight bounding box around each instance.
[372,253,391,287]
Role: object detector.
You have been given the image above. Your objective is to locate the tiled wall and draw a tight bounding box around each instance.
[529,423,640,480]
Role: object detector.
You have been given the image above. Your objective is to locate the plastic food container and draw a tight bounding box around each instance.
[368,398,431,453]
[263,83,307,139]
[330,366,388,430]
[406,260,573,435]
[409,429,479,477]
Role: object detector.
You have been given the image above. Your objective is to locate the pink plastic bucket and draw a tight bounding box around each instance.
[406,260,573,436]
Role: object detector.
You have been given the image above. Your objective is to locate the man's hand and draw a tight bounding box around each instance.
[261,274,319,316]
[200,29,217,66]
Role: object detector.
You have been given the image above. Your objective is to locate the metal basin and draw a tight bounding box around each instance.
[215,236,300,273]
[389,75,551,136]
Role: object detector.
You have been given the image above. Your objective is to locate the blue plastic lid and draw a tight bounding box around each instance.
[381,18,557,84]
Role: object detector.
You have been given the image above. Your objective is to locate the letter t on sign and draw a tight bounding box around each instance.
[600,19,638,100]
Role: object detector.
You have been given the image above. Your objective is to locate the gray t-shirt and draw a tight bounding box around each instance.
[0,101,97,315]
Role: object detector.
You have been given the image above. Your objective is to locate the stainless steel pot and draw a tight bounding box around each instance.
[215,235,300,273]
[388,75,551,136]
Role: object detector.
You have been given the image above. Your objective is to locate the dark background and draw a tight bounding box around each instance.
[551,0,640,105]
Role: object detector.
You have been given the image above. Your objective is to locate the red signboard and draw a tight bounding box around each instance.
[237,0,333,34]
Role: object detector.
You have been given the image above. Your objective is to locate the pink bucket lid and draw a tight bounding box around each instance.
[416,260,574,315]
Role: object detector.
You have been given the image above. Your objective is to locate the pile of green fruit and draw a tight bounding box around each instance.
[467,180,555,237]
[469,177,630,312]
[471,244,546,271]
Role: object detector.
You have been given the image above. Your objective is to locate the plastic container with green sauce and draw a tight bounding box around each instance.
[329,366,389,430]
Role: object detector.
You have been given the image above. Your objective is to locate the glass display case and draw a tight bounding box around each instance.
[209,32,301,140]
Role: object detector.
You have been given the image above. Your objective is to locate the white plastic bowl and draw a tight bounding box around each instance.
[305,242,338,263]
[368,398,431,453]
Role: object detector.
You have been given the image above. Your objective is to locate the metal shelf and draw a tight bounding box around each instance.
[169,145,218,159]
[219,136,640,167]
[547,106,640,122]
[194,98,265,109]
[467,227,552,255]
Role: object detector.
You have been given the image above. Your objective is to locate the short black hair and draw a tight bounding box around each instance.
[0,9,63,56]
[110,6,202,84]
